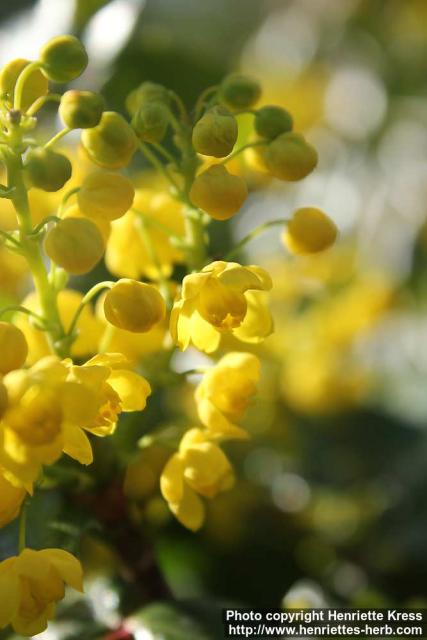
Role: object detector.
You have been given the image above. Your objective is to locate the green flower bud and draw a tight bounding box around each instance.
[192,106,238,158]
[44,217,105,274]
[0,322,28,374]
[219,73,261,110]
[254,105,293,139]
[265,132,318,181]
[59,90,104,129]
[131,102,169,143]
[25,147,72,192]
[39,35,88,83]
[0,58,48,111]
[126,82,170,116]
[189,164,248,221]
[81,111,137,169]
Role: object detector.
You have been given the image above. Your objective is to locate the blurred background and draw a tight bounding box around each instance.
[2,0,427,637]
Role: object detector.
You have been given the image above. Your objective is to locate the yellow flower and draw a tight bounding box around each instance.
[0,547,83,636]
[195,352,260,440]
[160,428,234,531]
[282,207,338,255]
[0,468,26,527]
[62,353,151,465]
[170,261,273,353]
[105,189,185,280]
[0,357,69,487]
[0,352,150,483]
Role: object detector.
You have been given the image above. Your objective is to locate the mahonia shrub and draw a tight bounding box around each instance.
[0,35,337,636]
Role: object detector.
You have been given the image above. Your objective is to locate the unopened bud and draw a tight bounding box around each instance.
[78,171,135,221]
[189,164,248,221]
[265,132,318,181]
[192,106,238,158]
[104,279,166,333]
[131,102,169,143]
[0,322,28,373]
[59,90,104,129]
[81,111,137,169]
[126,82,171,116]
[25,147,72,192]
[219,74,261,110]
[44,217,105,274]
[282,207,337,255]
[39,35,88,83]
[255,105,293,139]
[0,58,48,111]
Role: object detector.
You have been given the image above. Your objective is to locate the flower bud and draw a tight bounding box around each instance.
[255,105,293,139]
[81,111,137,169]
[192,106,238,158]
[25,147,72,192]
[0,58,48,111]
[44,217,105,274]
[0,380,8,418]
[78,171,135,221]
[265,132,318,181]
[59,90,104,129]
[104,279,166,333]
[189,164,248,221]
[131,102,169,143]
[282,207,337,255]
[0,322,28,373]
[219,73,261,110]
[126,81,170,115]
[39,35,88,83]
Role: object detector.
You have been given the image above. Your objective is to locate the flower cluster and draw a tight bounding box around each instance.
[0,34,338,636]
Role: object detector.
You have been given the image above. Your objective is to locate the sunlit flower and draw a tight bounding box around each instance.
[0,548,83,636]
[160,428,234,531]
[170,261,273,353]
[195,352,260,439]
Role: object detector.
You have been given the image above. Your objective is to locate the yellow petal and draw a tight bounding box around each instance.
[0,472,26,527]
[196,397,250,441]
[169,483,205,532]
[232,291,273,343]
[0,557,19,628]
[62,423,94,465]
[85,352,130,369]
[181,271,211,300]
[170,299,195,350]
[160,454,184,505]
[38,548,84,592]
[107,369,151,411]
[190,311,221,353]
[218,263,268,292]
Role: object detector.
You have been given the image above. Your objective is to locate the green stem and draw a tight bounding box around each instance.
[139,142,181,193]
[44,127,72,150]
[220,140,267,165]
[0,229,20,247]
[194,85,219,121]
[0,305,46,325]
[26,93,62,116]
[4,148,66,353]
[152,142,177,166]
[184,208,207,271]
[67,280,114,338]
[59,186,80,215]
[224,219,286,260]
[18,499,28,552]
[13,61,42,111]
[28,215,61,236]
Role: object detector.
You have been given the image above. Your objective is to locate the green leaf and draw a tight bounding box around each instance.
[127,602,214,640]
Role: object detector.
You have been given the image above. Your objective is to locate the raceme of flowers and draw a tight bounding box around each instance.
[0,35,337,636]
